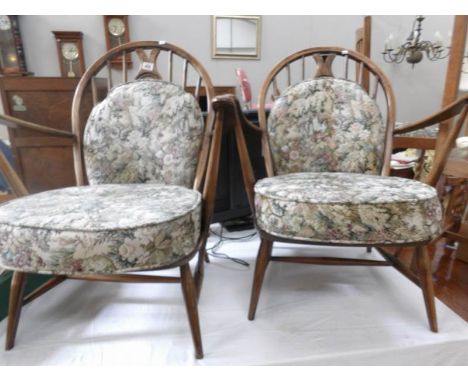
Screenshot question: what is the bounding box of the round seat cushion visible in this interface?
[0,184,201,274]
[254,172,442,245]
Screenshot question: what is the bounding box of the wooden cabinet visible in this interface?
[0,77,98,193]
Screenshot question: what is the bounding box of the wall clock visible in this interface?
[52,31,85,78]
[0,15,29,76]
[103,15,132,67]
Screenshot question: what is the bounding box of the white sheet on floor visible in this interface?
[1,231,467,365]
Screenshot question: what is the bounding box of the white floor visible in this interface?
[1,228,468,365]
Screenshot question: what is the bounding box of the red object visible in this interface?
[235,68,253,109]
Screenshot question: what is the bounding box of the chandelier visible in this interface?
[382,15,450,67]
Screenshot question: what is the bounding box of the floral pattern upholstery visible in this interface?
[0,184,201,274]
[255,172,442,245]
[395,122,439,138]
[267,77,385,175]
[84,78,204,188]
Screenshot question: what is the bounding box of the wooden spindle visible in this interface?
[356,62,364,86]
[286,64,291,86]
[168,51,174,82]
[122,51,127,83]
[195,76,202,100]
[106,60,113,90]
[302,56,305,80]
[372,77,380,99]
[272,77,280,100]
[344,55,349,80]
[183,59,188,88]
[91,78,98,106]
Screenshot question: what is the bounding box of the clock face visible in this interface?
[61,42,79,61]
[108,18,125,37]
[0,15,11,31]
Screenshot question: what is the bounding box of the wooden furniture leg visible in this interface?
[180,264,204,359]
[416,246,438,332]
[194,242,206,302]
[5,271,27,350]
[248,238,273,321]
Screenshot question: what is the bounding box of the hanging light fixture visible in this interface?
[382,15,450,67]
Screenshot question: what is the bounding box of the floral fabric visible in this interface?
[0,184,201,274]
[395,122,439,138]
[267,77,386,175]
[84,78,204,188]
[255,172,442,245]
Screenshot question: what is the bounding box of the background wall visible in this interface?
[0,15,455,140]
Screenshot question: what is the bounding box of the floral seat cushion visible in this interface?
[84,78,204,187]
[255,172,442,245]
[268,77,385,175]
[0,184,201,275]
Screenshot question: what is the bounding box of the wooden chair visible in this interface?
[0,41,227,359]
[218,46,468,332]
[389,96,468,265]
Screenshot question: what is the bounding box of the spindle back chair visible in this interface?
[0,41,225,359]
[220,47,464,333]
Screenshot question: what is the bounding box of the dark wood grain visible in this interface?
[248,238,273,321]
[5,272,26,350]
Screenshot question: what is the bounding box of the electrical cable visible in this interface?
[206,225,256,267]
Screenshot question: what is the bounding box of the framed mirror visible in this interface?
[212,15,261,59]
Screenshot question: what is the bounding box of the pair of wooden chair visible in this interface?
[0,42,466,360]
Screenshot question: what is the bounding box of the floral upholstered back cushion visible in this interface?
[267,77,386,175]
[84,78,204,187]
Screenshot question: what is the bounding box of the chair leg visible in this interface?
[194,244,206,302]
[416,246,438,332]
[366,246,372,253]
[180,264,204,359]
[5,271,27,350]
[248,238,273,321]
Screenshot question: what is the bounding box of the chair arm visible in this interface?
[394,95,468,136]
[0,113,76,139]
[212,94,263,135]
[212,93,257,212]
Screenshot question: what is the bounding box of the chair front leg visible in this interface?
[194,239,207,302]
[248,238,273,321]
[416,246,438,332]
[180,263,204,359]
[6,271,27,350]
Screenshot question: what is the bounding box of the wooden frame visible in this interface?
[0,41,225,359]
[212,15,261,60]
[52,31,86,78]
[220,47,468,333]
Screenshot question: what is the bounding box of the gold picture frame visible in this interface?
[212,15,261,60]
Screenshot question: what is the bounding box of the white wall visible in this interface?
[372,15,453,122]
[0,15,456,140]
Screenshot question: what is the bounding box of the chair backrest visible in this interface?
[235,68,253,108]
[71,41,215,190]
[257,47,396,177]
